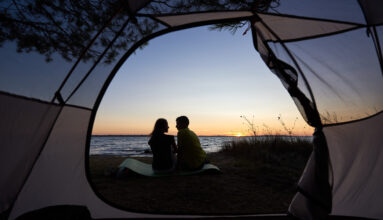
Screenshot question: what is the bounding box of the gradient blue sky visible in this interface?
[92,25,313,136]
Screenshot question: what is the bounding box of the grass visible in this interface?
[219,136,312,191]
[221,136,312,169]
[89,135,312,215]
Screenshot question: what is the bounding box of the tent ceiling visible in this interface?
[153,11,253,27]
[256,13,360,42]
[154,11,362,43]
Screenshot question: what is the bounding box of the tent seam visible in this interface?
[265,26,363,43]
[0,91,92,111]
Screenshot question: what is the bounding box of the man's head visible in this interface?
[176,116,189,130]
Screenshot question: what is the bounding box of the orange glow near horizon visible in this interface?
[92,115,314,136]
[91,127,314,136]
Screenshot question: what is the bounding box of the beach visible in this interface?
[89,140,311,215]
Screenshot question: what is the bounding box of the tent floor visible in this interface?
[12,205,376,220]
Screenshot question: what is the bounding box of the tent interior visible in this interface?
[1,0,382,219]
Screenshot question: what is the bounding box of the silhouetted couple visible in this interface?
[148,116,207,173]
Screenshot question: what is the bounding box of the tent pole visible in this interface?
[64,17,132,103]
[51,7,123,103]
[357,0,383,76]
[371,26,383,76]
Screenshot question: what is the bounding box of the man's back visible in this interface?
[177,128,206,170]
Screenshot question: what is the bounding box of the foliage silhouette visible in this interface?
[0,0,279,63]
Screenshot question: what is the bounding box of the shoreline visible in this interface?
[91,134,313,138]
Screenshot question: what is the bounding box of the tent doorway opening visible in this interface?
[89,25,313,215]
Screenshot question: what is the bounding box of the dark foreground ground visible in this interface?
[89,139,311,215]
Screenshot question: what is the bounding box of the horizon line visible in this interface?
[91,134,313,137]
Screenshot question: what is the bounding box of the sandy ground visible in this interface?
[89,152,305,215]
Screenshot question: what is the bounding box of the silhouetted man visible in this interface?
[176,116,207,170]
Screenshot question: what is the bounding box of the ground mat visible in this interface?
[117,158,221,177]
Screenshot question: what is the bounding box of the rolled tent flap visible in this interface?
[288,129,332,219]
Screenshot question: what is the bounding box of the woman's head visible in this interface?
[151,118,169,136]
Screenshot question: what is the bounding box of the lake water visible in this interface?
[90,135,243,157]
[90,135,313,157]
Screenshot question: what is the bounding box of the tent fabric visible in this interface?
[8,106,159,219]
[15,205,92,220]
[359,0,383,25]
[262,28,383,125]
[325,112,383,219]
[154,11,253,27]
[259,0,365,24]
[0,92,61,213]
[255,13,360,42]
[0,0,382,219]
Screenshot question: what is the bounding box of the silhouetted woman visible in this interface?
[148,118,177,173]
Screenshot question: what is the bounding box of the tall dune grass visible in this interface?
[220,135,312,167]
[218,115,313,182]
[218,135,313,186]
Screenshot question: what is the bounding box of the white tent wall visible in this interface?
[0,93,60,213]
[325,112,383,219]
[8,106,159,219]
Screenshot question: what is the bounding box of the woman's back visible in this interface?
[148,134,174,170]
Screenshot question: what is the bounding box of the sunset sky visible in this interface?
[92,25,314,136]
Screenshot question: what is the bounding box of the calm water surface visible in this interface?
[90,135,242,156]
[90,135,312,157]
